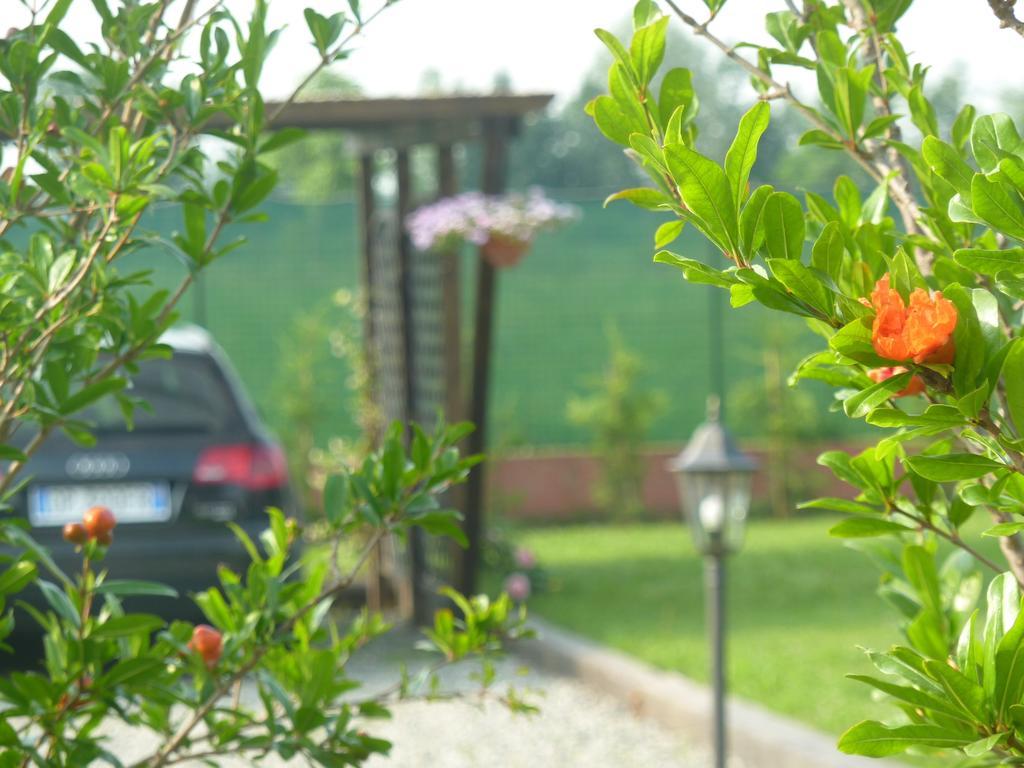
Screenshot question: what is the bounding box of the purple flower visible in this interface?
[514,546,537,570]
[405,190,578,253]
[504,572,531,602]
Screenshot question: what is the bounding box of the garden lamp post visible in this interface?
[669,396,757,768]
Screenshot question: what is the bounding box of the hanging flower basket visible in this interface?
[481,235,531,268]
[405,188,577,269]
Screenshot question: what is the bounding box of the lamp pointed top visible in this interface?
[668,399,757,475]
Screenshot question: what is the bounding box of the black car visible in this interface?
[8,325,296,619]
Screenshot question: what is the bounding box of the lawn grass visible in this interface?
[501,516,988,739]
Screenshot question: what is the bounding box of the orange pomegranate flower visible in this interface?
[870,275,957,365]
[868,366,926,397]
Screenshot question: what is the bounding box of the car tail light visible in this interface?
[193,443,288,491]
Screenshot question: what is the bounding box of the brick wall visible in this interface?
[486,443,863,521]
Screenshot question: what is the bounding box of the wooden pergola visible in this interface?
[263,94,553,621]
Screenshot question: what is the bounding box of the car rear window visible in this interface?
[84,354,243,434]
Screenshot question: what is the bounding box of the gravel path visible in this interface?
[361,670,706,768]
[96,627,713,767]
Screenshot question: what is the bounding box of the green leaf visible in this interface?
[798,497,879,515]
[829,517,908,538]
[984,574,1021,700]
[594,29,638,86]
[591,96,634,147]
[658,68,697,129]
[738,184,772,258]
[724,102,770,213]
[983,522,1024,538]
[938,284,983,399]
[653,251,734,288]
[604,187,674,211]
[630,16,669,86]
[972,173,1024,241]
[654,220,685,249]
[953,105,977,151]
[903,545,942,615]
[798,129,844,149]
[633,0,660,28]
[259,127,307,154]
[0,562,36,596]
[94,580,178,599]
[101,657,165,688]
[323,473,350,526]
[834,176,862,228]
[995,598,1024,718]
[408,510,468,547]
[965,733,1007,757]
[664,144,739,255]
[767,258,833,317]
[908,84,938,138]
[922,136,973,198]
[954,247,1024,276]
[37,581,79,627]
[866,405,964,429]
[59,378,127,416]
[0,444,27,462]
[972,113,1021,173]
[837,721,971,757]
[846,674,973,723]
[761,191,805,260]
[810,221,844,282]
[829,317,891,367]
[923,659,989,722]
[1005,340,1024,433]
[905,454,1006,482]
[91,614,165,639]
[843,371,912,419]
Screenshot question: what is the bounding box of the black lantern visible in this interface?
[668,395,757,768]
[669,396,757,556]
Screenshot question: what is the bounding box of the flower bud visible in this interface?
[83,506,116,540]
[63,522,88,545]
[188,624,223,669]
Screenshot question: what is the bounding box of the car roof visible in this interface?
[159,324,217,355]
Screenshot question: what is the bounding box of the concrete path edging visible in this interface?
[517,617,911,768]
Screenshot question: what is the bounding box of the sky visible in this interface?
[272,0,1017,110]
[7,0,1020,109]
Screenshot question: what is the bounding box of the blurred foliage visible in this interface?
[265,70,362,202]
[271,288,377,516]
[567,327,667,518]
[731,328,830,517]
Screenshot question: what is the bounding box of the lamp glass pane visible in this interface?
[724,470,753,552]
[679,471,730,554]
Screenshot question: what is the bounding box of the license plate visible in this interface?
[28,483,173,527]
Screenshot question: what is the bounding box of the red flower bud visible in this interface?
[188,624,223,669]
[63,522,88,545]
[83,506,116,540]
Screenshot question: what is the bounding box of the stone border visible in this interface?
[517,617,910,768]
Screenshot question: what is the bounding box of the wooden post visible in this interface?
[460,118,510,596]
[436,143,468,585]
[396,148,428,625]
[357,152,385,614]
[438,144,462,423]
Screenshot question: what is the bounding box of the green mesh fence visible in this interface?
[127,193,849,450]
